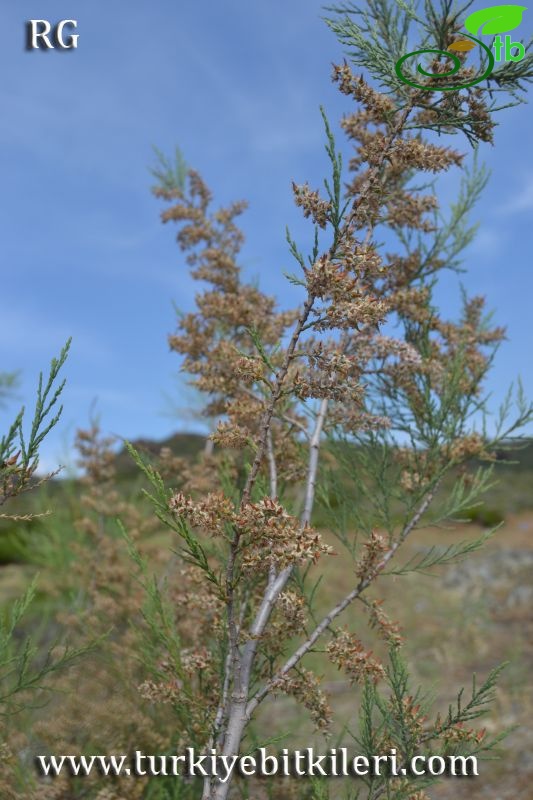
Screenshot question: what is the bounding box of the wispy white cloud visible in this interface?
[469,227,504,256]
[67,386,150,415]
[498,173,533,214]
[0,306,109,363]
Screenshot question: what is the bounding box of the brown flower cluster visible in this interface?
[327,629,385,684]
[332,64,396,122]
[169,491,333,574]
[138,678,181,705]
[162,168,296,451]
[169,490,235,537]
[272,668,332,731]
[277,589,307,633]
[395,448,437,494]
[237,498,333,572]
[355,530,389,580]
[292,181,332,228]
[391,695,427,740]
[304,255,389,332]
[447,433,494,463]
[256,588,309,662]
[440,720,487,746]
[367,599,403,647]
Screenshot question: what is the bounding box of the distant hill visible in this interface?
[110,433,533,479]
[113,431,207,479]
[490,438,533,470]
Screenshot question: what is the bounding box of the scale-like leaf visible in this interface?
[464,4,527,35]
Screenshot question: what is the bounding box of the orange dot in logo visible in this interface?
[448,40,477,52]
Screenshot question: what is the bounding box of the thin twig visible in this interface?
[266,429,277,500]
[302,398,329,525]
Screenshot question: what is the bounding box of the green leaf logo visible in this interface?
[464,4,527,35]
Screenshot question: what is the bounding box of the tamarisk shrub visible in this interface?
[132,3,533,799]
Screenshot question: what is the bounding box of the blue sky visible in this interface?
[1,1,532,472]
